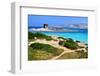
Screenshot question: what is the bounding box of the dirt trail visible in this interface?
[29,39,76,59]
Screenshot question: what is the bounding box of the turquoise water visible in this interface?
[41,32,88,44]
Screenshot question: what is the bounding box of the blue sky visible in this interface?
[28,15,88,28]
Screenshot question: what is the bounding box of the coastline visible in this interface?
[29,25,88,42]
[28,32,88,60]
[29,27,87,33]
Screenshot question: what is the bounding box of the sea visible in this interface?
[29,27,88,44]
[42,32,88,44]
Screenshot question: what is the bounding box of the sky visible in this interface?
[28,15,88,28]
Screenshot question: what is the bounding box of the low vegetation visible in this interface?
[59,38,78,50]
[28,32,53,40]
[58,51,88,59]
[76,40,80,43]
[28,32,88,60]
[28,48,53,60]
[58,37,66,40]
[28,43,63,60]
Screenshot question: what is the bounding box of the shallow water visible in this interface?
[40,31,88,44]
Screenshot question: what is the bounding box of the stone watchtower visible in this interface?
[43,24,48,29]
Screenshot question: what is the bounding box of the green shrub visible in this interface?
[85,47,88,51]
[59,39,78,49]
[67,38,73,42]
[30,43,62,55]
[28,32,53,40]
[85,43,88,45]
[28,32,35,39]
[64,42,78,49]
[28,43,63,60]
[46,36,53,40]
[32,32,47,38]
[76,40,80,43]
[59,41,65,46]
[58,37,66,40]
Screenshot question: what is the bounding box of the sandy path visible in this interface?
[29,39,76,59]
[29,39,74,53]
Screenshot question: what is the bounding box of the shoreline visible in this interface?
[28,32,88,60]
[29,31,88,44]
[29,27,88,33]
[29,30,88,33]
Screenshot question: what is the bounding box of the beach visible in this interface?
[28,15,88,60]
[28,33,88,60]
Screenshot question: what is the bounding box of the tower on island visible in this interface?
[43,24,48,29]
